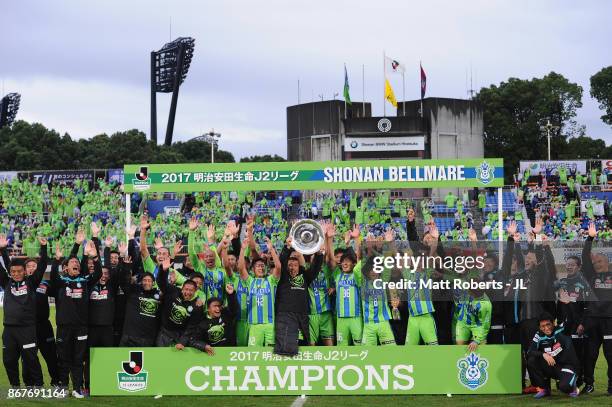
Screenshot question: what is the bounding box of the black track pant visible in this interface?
[520,318,539,387]
[274,311,309,356]
[84,325,114,389]
[568,333,585,388]
[119,334,156,347]
[56,325,88,391]
[527,355,577,394]
[583,316,612,388]
[433,301,453,345]
[22,320,59,386]
[2,325,43,387]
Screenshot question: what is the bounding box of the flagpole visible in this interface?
[362,64,365,118]
[344,64,347,120]
[420,60,423,118]
[383,51,386,117]
[402,72,405,116]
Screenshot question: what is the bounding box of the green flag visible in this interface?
[344,64,351,105]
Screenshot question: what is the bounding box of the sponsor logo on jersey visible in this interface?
[11,284,28,296]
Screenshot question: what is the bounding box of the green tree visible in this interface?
[476,72,583,182]
[0,121,236,170]
[559,136,607,159]
[172,139,235,163]
[590,66,612,127]
[240,154,286,162]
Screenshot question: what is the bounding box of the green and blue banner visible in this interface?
[123,159,504,193]
[91,345,521,396]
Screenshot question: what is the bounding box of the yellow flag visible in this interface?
[385,78,397,107]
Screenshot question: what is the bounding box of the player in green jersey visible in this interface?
[405,210,439,345]
[334,225,363,346]
[139,214,170,279]
[308,221,337,346]
[220,227,250,346]
[238,217,281,347]
[455,284,492,353]
[360,230,396,346]
[187,217,229,303]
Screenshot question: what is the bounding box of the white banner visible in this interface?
[519,160,586,176]
[345,136,425,152]
[0,171,17,182]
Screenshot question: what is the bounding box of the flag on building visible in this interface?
[420,62,427,99]
[344,64,352,105]
[384,56,405,74]
[385,78,397,107]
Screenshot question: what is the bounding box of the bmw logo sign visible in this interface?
[350,141,358,149]
[377,118,392,132]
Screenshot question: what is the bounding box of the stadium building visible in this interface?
[286,97,484,197]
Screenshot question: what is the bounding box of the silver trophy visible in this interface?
[289,219,325,255]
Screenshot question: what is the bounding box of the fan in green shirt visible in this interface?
[558,166,568,185]
[445,192,457,209]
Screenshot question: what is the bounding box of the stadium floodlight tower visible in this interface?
[0,93,21,128]
[150,37,195,146]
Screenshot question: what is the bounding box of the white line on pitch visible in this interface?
[290,394,308,407]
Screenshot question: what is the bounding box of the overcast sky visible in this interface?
[2,0,611,159]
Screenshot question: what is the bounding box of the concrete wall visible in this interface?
[427,98,484,198]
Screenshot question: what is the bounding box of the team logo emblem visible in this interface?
[377,118,392,132]
[136,167,148,181]
[169,304,189,324]
[117,351,148,392]
[208,324,225,344]
[133,166,151,191]
[290,274,305,288]
[139,297,159,316]
[457,353,489,390]
[475,160,494,185]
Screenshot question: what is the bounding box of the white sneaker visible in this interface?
[71,390,84,399]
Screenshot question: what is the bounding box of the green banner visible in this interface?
[123,159,504,193]
[90,345,521,396]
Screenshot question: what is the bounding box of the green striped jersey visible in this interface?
[361,278,391,323]
[404,268,435,316]
[230,274,250,321]
[309,265,335,315]
[246,275,279,325]
[333,261,363,318]
[456,295,492,328]
[203,266,228,302]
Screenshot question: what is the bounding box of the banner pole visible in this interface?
[362,64,365,117]
[383,50,386,117]
[402,72,405,116]
[125,193,131,243]
[497,187,503,243]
